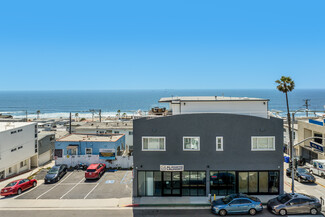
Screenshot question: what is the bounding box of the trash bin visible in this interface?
[284,156,290,163]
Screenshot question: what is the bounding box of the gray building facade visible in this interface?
[133,113,283,197]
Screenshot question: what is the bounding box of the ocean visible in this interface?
[0,89,324,119]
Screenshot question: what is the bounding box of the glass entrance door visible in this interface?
[162,172,181,196]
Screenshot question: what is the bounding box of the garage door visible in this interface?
[39,150,51,166]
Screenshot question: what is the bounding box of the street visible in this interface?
[283,163,325,202]
[0,209,323,217]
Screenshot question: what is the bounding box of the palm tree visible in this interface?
[276,76,295,191]
[36,110,40,120]
[117,110,121,119]
[75,113,79,122]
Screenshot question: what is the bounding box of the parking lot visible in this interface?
[15,170,132,200]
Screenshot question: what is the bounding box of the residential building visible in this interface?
[74,121,133,152]
[55,133,132,168]
[133,96,283,197]
[0,122,38,179]
[296,118,325,163]
[38,132,55,166]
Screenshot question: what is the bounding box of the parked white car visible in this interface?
[310,160,325,178]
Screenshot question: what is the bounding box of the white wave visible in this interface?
[13,111,143,119]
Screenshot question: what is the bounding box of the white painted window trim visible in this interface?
[251,136,275,151]
[183,136,200,151]
[142,136,166,151]
[216,136,223,151]
[85,148,92,155]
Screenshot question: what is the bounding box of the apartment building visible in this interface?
[133,96,283,197]
[0,122,38,179]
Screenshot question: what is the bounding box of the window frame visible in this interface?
[183,136,200,151]
[216,136,224,151]
[251,136,275,151]
[85,148,92,155]
[142,136,166,151]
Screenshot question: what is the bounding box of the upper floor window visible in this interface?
[216,137,223,151]
[251,136,275,151]
[183,137,200,151]
[142,137,166,151]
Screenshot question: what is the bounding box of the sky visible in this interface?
[0,0,324,90]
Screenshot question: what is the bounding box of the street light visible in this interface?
[291,136,325,194]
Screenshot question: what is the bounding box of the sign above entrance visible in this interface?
[160,165,184,171]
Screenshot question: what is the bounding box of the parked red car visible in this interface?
[1,178,37,197]
[85,163,106,180]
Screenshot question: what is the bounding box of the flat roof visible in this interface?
[38,131,56,140]
[0,122,35,132]
[159,96,269,103]
[75,121,133,130]
[57,133,124,142]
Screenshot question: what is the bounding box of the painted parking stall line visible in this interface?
[36,172,74,200]
[60,177,85,199]
[83,183,99,199]
[120,171,131,184]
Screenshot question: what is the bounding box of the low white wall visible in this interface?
[56,155,133,169]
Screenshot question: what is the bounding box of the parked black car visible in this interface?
[44,164,68,184]
[286,167,315,183]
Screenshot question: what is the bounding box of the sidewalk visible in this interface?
[129,195,277,207]
[0,198,131,209]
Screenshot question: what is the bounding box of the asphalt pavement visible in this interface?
[0,209,323,217]
[12,170,132,200]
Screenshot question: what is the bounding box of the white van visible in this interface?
[310,159,325,178]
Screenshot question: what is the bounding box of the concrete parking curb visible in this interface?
[123,203,211,207]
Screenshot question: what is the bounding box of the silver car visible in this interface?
[267,193,321,215]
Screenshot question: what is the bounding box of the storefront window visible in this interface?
[182,172,190,196]
[268,171,279,193]
[238,172,248,193]
[259,172,268,193]
[197,172,206,196]
[190,171,198,196]
[138,171,145,196]
[154,172,162,196]
[248,172,258,193]
[146,172,154,196]
[210,171,236,196]
[210,170,279,196]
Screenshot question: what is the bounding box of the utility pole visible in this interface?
[69,112,72,134]
[25,110,28,122]
[303,99,310,117]
[99,109,102,122]
[291,113,295,193]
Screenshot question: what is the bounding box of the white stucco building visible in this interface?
[0,122,38,179]
[159,96,269,118]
